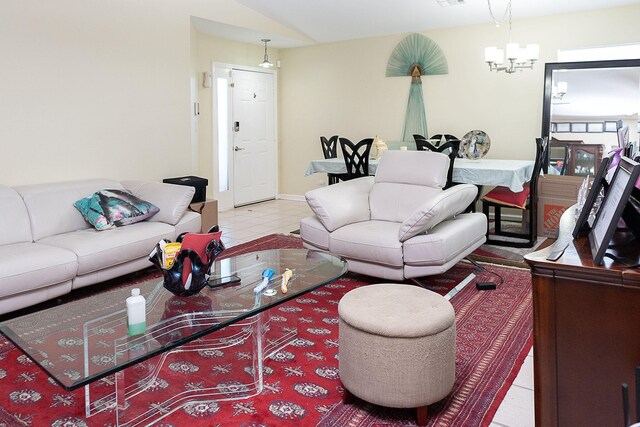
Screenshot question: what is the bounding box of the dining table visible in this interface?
[305,157,536,192]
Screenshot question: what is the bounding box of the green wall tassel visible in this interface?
[387,34,448,142]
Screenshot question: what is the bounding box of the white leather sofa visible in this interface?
[300,151,487,281]
[0,178,200,315]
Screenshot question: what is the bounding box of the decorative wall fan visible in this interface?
[386,34,448,142]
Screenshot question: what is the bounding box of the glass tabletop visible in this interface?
[0,249,347,391]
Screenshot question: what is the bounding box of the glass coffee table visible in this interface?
[0,249,347,426]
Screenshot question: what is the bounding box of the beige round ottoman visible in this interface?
[338,284,456,426]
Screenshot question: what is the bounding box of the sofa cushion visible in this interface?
[15,179,125,241]
[340,258,405,281]
[369,183,441,223]
[38,221,175,275]
[173,211,202,239]
[330,220,403,267]
[375,150,449,188]
[403,213,487,266]
[121,180,194,225]
[0,243,77,298]
[398,184,478,242]
[73,189,159,230]
[300,216,330,250]
[0,185,32,245]
[305,177,374,232]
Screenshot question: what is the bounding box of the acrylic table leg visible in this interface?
[84,311,300,426]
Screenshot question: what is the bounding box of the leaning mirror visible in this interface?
[541,59,640,175]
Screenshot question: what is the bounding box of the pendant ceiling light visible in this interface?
[258,39,273,68]
[484,0,539,74]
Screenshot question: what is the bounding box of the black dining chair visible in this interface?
[429,134,459,147]
[481,137,549,248]
[413,134,460,189]
[338,138,374,180]
[320,135,349,185]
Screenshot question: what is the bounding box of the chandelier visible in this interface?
[484,0,539,74]
[552,81,568,100]
[258,39,273,68]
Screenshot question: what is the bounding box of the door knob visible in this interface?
[234,146,245,151]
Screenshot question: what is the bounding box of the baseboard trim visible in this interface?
[278,194,305,202]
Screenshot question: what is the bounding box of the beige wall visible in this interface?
[278,4,640,196]
[0,0,299,186]
[3,1,639,197]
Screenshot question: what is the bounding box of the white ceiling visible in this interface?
[195,0,640,48]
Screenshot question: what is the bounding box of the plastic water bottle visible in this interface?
[126,288,146,336]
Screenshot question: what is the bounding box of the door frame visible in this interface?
[211,62,278,211]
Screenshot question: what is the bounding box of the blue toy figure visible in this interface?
[253,269,275,293]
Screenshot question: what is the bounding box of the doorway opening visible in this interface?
[213,64,277,210]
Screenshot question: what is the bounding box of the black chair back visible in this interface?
[414,134,438,152]
[428,134,459,147]
[320,135,339,159]
[530,137,549,206]
[320,135,346,185]
[339,138,374,179]
[413,134,460,189]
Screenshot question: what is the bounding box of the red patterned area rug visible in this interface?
[0,234,532,427]
[317,266,532,426]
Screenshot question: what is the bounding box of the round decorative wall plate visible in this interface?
[461,130,491,160]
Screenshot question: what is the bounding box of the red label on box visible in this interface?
[544,205,568,231]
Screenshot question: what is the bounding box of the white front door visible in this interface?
[232,69,276,207]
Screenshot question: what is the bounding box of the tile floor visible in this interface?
[218,198,534,427]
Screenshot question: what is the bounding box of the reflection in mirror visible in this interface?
[542,59,640,175]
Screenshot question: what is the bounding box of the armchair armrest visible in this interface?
[398,184,477,242]
[305,177,374,232]
[122,180,194,225]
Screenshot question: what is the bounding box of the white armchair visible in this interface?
[300,150,487,281]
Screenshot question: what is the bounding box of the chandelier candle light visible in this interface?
[484,0,539,74]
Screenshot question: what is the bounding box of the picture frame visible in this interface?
[588,157,640,265]
[572,155,612,238]
[587,122,604,133]
[604,121,618,132]
[555,123,570,133]
[570,122,587,133]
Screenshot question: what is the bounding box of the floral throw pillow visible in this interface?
[74,189,160,230]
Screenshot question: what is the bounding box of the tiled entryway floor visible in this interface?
[218,198,534,427]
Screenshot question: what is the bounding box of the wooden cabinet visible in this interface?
[569,143,604,176]
[525,209,640,427]
[549,138,604,176]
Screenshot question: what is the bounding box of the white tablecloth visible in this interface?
[305,158,535,192]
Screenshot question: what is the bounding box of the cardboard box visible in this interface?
[537,175,587,238]
[189,199,218,233]
[538,200,576,238]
